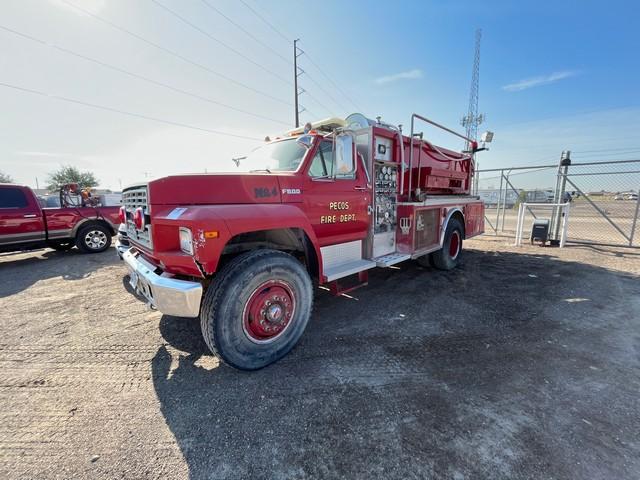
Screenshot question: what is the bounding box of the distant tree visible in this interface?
[513,190,527,209]
[0,171,14,183]
[46,165,98,192]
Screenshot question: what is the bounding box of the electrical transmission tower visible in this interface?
[461,28,484,149]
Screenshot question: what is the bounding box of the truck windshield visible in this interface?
[239,138,307,172]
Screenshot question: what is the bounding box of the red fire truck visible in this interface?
[118,113,487,370]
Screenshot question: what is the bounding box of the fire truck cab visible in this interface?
[119,113,486,370]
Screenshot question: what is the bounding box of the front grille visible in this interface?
[122,186,153,249]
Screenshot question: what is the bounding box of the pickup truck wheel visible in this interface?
[48,241,73,251]
[431,218,463,271]
[76,224,112,253]
[200,249,313,370]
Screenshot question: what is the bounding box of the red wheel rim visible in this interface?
[449,231,460,259]
[242,280,296,343]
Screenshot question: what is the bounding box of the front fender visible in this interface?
[186,204,323,279]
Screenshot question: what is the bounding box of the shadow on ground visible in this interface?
[152,249,640,480]
[0,247,119,297]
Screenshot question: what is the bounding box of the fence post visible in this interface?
[496,171,504,233]
[631,188,640,246]
[501,169,512,231]
[552,151,571,241]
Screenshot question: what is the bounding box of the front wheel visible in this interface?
[200,249,313,370]
[431,218,464,270]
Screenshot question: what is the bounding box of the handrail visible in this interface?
[395,128,405,196]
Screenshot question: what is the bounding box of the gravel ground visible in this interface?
[0,236,639,480]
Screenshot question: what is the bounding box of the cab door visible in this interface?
[0,186,45,247]
[302,137,371,247]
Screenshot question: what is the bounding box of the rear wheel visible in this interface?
[200,249,313,370]
[76,224,112,253]
[431,218,464,270]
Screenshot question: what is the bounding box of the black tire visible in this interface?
[431,218,464,270]
[200,249,313,370]
[75,223,112,253]
[48,240,74,251]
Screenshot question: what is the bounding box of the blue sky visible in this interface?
[1,0,639,189]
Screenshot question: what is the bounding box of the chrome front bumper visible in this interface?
[116,224,130,259]
[122,248,203,318]
[116,238,129,258]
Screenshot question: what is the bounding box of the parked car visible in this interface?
[615,192,638,201]
[0,183,121,253]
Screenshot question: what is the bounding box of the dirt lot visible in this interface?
[1,236,639,480]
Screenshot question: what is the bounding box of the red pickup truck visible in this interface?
[0,183,120,254]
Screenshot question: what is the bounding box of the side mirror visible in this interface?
[335,134,354,176]
[296,134,313,149]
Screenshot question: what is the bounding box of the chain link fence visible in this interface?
[473,159,640,247]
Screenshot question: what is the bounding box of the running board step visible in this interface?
[324,259,376,282]
[374,252,411,267]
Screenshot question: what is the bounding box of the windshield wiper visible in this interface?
[232,156,246,167]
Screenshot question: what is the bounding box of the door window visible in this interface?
[0,188,28,208]
[308,141,356,179]
[308,141,334,178]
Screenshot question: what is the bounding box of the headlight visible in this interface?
[179,227,194,255]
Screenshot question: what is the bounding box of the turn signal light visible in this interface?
[133,207,145,230]
[118,206,126,223]
[204,231,219,239]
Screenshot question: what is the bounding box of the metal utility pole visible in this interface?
[552,150,571,241]
[293,39,305,128]
[461,28,484,150]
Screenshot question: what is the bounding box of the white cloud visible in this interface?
[502,70,579,92]
[375,69,423,85]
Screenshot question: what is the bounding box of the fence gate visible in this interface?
[474,159,640,248]
[560,160,640,247]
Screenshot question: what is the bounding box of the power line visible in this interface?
[238,0,290,43]
[199,0,291,65]
[60,0,291,106]
[573,150,640,159]
[294,45,342,114]
[0,81,262,141]
[150,0,292,85]
[0,24,290,127]
[303,90,335,117]
[236,1,361,114]
[573,146,640,154]
[301,49,363,113]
